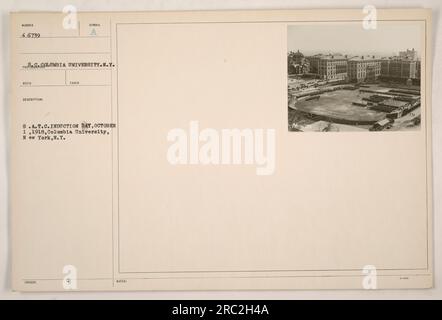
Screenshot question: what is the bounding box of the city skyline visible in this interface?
[287,49,419,60]
[288,22,422,58]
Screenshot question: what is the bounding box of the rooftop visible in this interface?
[308,54,347,60]
[348,55,382,62]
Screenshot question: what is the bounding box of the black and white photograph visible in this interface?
[2,1,441,304]
[288,22,423,132]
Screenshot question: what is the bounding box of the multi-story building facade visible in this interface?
[380,59,390,76]
[347,56,381,82]
[416,60,421,80]
[304,49,419,83]
[380,58,417,80]
[307,54,347,80]
[307,54,321,74]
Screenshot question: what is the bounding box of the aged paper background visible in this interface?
[1,1,441,298]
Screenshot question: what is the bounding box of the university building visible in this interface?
[307,54,348,80]
[380,48,419,82]
[380,58,417,80]
[347,56,382,82]
[416,60,421,80]
[300,48,420,84]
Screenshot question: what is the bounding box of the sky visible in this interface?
[287,21,423,57]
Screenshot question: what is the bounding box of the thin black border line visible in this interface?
[22,278,112,281]
[22,273,432,282]
[18,36,110,39]
[114,19,430,276]
[116,19,427,25]
[110,18,115,288]
[19,52,111,54]
[116,24,121,276]
[125,273,432,280]
[20,68,113,71]
[117,267,429,274]
[19,84,110,87]
[425,19,429,270]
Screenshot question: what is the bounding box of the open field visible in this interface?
[288,81,421,132]
[294,90,386,124]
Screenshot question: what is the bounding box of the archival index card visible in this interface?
[10,9,433,291]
